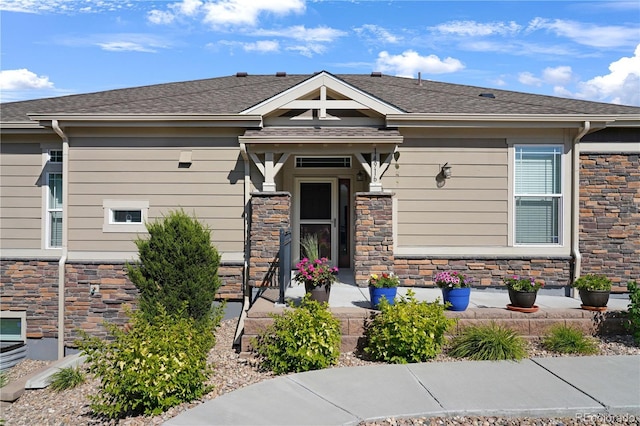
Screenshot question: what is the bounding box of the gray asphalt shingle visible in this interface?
[2,72,639,123]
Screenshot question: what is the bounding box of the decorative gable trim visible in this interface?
[240,71,404,117]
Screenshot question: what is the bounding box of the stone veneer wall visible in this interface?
[248,192,291,288]
[1,259,244,347]
[580,153,640,287]
[394,257,572,288]
[354,192,394,287]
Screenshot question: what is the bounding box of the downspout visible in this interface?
[571,121,590,297]
[234,143,251,346]
[52,119,68,360]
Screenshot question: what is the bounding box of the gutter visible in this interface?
[571,121,590,298]
[234,143,252,347]
[52,120,69,360]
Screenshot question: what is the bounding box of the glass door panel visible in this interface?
[298,180,336,263]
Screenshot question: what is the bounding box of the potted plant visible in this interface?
[295,234,338,303]
[434,270,472,311]
[368,272,399,309]
[572,274,612,310]
[503,275,544,312]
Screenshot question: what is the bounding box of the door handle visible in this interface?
[333,218,336,227]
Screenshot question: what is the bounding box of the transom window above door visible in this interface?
[295,156,351,168]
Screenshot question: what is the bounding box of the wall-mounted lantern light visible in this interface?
[440,162,452,179]
[436,162,452,188]
[356,170,365,181]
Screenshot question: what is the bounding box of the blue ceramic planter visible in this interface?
[441,287,471,311]
[369,286,397,309]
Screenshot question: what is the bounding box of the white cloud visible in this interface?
[573,44,640,105]
[542,66,573,85]
[148,0,305,27]
[518,72,543,87]
[148,9,176,25]
[252,25,346,42]
[0,0,131,14]
[354,24,401,44]
[202,0,305,27]
[97,41,157,53]
[527,18,639,48]
[243,40,280,53]
[376,50,464,77]
[286,43,327,58]
[430,20,521,37]
[0,68,54,90]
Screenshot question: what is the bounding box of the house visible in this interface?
[1,71,639,360]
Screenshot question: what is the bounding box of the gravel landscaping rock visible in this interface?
[2,318,638,426]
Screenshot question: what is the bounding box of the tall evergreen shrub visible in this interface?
[127,210,221,322]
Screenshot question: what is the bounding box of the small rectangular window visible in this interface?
[102,200,149,233]
[295,157,351,168]
[49,150,63,163]
[112,210,142,223]
[0,311,26,341]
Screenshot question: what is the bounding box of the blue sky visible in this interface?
[1,0,639,105]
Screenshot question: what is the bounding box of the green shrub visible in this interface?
[448,323,527,361]
[541,324,598,355]
[364,290,456,364]
[77,305,217,418]
[127,210,221,322]
[0,371,7,388]
[572,274,612,291]
[48,366,86,392]
[253,296,341,374]
[626,280,640,344]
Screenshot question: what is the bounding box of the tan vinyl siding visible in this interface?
[0,142,46,249]
[67,138,245,254]
[387,138,508,247]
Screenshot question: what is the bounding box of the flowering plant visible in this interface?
[295,257,338,289]
[368,272,399,288]
[434,271,472,288]
[503,275,543,292]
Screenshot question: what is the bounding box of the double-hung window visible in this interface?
[46,150,63,248]
[514,145,563,245]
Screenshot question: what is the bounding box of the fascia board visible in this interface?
[386,114,620,128]
[27,114,263,128]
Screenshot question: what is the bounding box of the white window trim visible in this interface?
[46,172,63,249]
[1,310,27,341]
[512,144,564,246]
[103,200,149,233]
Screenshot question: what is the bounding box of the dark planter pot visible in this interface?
[441,287,471,311]
[369,286,397,309]
[579,289,610,308]
[305,282,331,304]
[508,288,537,308]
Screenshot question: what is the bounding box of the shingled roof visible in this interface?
[2,72,640,123]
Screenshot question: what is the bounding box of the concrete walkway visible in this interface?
[165,355,640,425]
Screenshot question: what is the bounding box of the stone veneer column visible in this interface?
[249,192,291,287]
[580,153,640,288]
[354,192,394,287]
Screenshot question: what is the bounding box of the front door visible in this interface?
[295,178,338,264]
